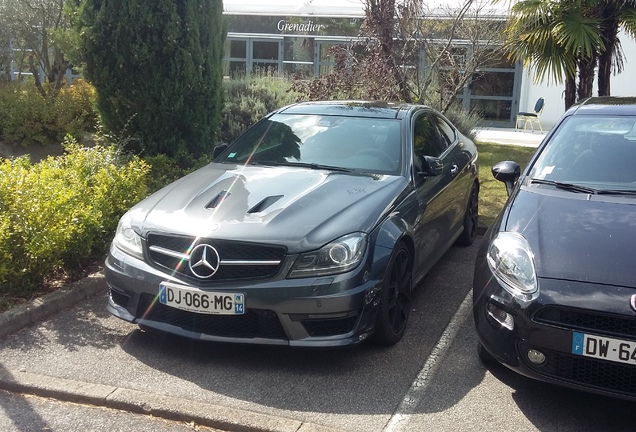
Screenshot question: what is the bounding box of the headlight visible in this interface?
[288,233,368,278]
[487,232,537,300]
[113,212,143,259]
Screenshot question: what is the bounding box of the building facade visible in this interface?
[223,0,636,129]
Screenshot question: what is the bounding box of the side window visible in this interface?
[433,115,457,147]
[413,113,446,158]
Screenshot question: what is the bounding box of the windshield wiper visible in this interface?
[596,189,636,196]
[250,160,353,173]
[530,178,599,194]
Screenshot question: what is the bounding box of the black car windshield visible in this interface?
[528,115,636,192]
[218,114,402,175]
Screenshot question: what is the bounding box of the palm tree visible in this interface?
[595,1,636,96]
[503,0,602,110]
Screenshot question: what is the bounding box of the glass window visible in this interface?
[220,114,402,174]
[433,115,456,145]
[283,63,313,77]
[481,49,516,69]
[284,38,314,62]
[470,99,512,122]
[528,116,636,187]
[228,40,246,58]
[413,113,447,158]
[226,61,247,77]
[253,41,279,60]
[471,72,515,97]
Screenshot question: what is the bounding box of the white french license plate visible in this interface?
[159,282,244,315]
[572,331,636,365]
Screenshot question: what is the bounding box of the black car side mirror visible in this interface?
[213,143,229,160]
[492,160,521,196]
[418,155,443,177]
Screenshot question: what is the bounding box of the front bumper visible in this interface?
[105,244,386,347]
[473,257,636,401]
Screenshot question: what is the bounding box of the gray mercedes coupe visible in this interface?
[105,100,479,347]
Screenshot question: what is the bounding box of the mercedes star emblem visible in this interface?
[189,244,221,279]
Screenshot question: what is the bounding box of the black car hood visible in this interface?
[504,186,636,288]
[131,163,408,252]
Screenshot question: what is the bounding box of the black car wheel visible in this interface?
[456,183,479,246]
[373,243,412,346]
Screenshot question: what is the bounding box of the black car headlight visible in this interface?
[112,212,143,259]
[288,233,368,278]
[486,232,537,300]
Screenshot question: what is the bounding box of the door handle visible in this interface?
[450,164,459,176]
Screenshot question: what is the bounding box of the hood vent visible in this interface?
[206,190,231,209]
[248,195,284,213]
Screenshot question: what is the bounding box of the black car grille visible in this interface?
[534,307,636,340]
[145,234,286,282]
[520,343,636,396]
[137,293,287,340]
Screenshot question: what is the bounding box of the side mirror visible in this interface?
[212,143,229,160]
[492,160,521,196]
[418,156,443,177]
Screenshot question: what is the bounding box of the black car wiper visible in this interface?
[251,160,353,173]
[596,189,636,196]
[530,178,599,194]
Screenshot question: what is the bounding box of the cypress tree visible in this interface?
[79,0,225,158]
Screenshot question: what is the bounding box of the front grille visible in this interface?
[137,293,287,340]
[534,307,636,340]
[146,234,286,282]
[302,316,358,337]
[521,343,636,396]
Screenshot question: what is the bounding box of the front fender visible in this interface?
[369,215,413,282]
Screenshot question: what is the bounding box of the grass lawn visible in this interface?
[476,142,538,228]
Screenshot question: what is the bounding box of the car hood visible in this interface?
[130,163,409,252]
[504,186,636,288]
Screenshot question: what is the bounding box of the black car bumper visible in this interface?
[105,244,388,347]
[474,257,636,401]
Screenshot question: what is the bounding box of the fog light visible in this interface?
[527,349,546,365]
[486,303,514,331]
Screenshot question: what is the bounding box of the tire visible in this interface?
[477,341,497,365]
[372,244,413,346]
[456,183,479,246]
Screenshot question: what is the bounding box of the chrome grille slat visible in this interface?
[145,233,286,282]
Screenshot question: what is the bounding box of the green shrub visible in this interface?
[0,137,149,296]
[443,104,483,141]
[79,0,225,159]
[221,74,303,143]
[51,79,98,140]
[0,80,97,146]
[0,82,51,145]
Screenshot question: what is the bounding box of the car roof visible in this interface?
[276,100,422,119]
[568,96,636,116]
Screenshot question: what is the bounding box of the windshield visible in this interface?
[528,115,636,191]
[219,114,402,175]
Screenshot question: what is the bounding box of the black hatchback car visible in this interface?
[106,101,479,347]
[474,97,636,399]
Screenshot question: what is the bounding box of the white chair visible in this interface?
[516,97,545,132]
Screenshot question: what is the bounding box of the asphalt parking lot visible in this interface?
[1,237,635,432]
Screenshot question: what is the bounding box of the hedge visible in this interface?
[0,137,149,299]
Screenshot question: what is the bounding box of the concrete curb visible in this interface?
[0,369,345,432]
[0,271,107,340]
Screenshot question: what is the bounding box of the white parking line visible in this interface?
[383,291,473,432]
